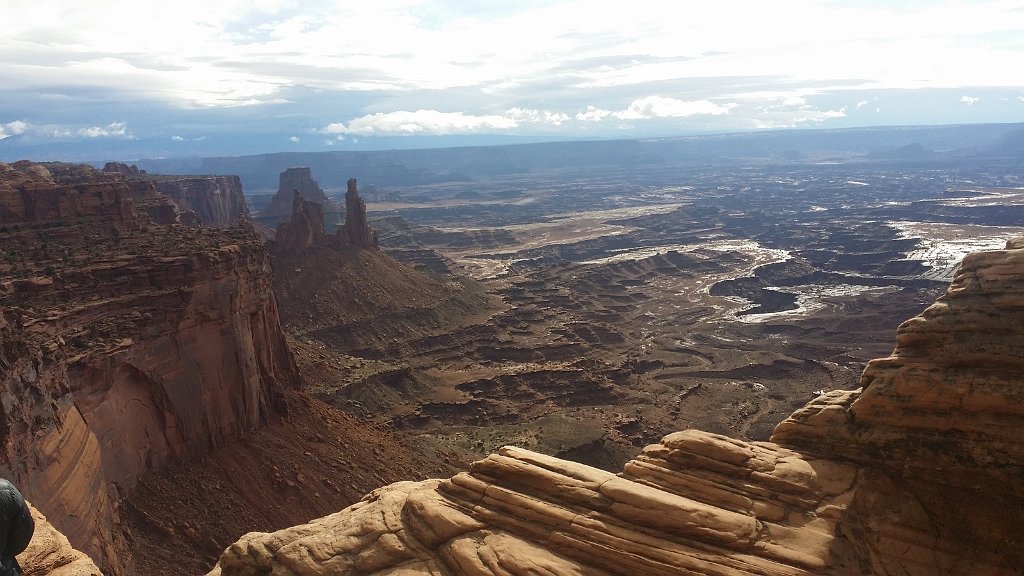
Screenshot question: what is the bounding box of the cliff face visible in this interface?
[0,162,299,575]
[101,162,251,227]
[209,239,1024,576]
[153,175,250,227]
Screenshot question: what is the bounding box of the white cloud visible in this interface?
[323,110,518,135]
[288,135,300,143]
[78,122,131,138]
[1,120,129,140]
[613,96,733,120]
[576,106,613,122]
[505,108,570,126]
[0,120,29,139]
[961,95,981,105]
[3,0,1024,144]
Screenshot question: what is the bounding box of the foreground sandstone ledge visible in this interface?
[22,503,102,576]
[208,240,1024,576]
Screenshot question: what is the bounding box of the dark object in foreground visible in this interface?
[0,479,34,576]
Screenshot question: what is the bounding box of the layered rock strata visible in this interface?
[102,162,251,227]
[209,239,1024,575]
[152,175,249,227]
[257,168,341,228]
[1,162,300,575]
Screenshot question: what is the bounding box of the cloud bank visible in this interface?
[2,1,1023,155]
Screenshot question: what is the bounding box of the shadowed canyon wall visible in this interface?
[1,161,299,575]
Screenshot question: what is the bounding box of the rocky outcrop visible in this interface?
[340,178,378,249]
[257,168,341,228]
[208,239,1024,576]
[1,161,133,227]
[272,192,327,255]
[21,503,103,576]
[1,162,300,575]
[271,179,377,254]
[101,162,251,227]
[152,176,249,227]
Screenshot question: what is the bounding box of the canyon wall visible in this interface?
[102,162,251,227]
[209,239,1024,575]
[152,175,250,227]
[0,162,300,575]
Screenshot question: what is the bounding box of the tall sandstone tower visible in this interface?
[341,178,378,249]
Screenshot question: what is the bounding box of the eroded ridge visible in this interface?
[209,238,1024,576]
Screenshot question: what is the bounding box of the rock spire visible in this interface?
[341,178,378,249]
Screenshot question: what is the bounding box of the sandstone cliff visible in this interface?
[21,503,103,576]
[152,175,249,227]
[1,162,300,575]
[257,167,341,228]
[102,162,251,227]
[208,239,1024,575]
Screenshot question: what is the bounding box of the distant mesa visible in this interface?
[256,167,343,229]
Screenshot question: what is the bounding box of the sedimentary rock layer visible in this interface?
[208,239,1024,575]
[152,175,250,227]
[101,161,252,227]
[1,162,300,575]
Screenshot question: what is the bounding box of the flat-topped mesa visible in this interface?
[340,178,378,249]
[210,238,1024,576]
[272,191,328,255]
[1,161,300,576]
[257,167,342,228]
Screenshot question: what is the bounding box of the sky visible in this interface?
[1,0,1023,160]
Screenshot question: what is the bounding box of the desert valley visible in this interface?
[2,123,1024,575]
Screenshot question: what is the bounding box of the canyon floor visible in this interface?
[300,158,1024,471]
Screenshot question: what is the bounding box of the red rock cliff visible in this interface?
[209,239,1024,576]
[101,162,251,227]
[0,162,299,575]
[152,175,250,227]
